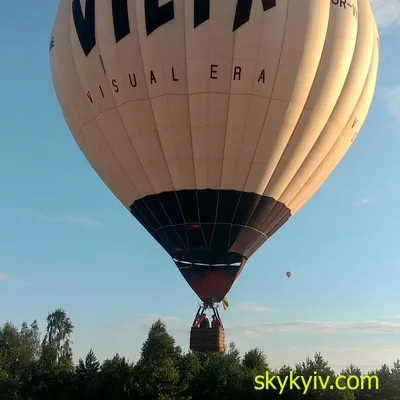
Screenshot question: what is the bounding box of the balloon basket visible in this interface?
[190,326,225,353]
[189,301,225,353]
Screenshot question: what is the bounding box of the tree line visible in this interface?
[0,308,399,399]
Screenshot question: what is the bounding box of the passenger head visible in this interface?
[212,315,216,320]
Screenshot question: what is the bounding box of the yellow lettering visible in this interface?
[336,376,347,390]
[254,375,264,390]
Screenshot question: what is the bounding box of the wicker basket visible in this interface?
[189,327,225,352]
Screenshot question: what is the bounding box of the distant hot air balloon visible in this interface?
[50,0,379,333]
[286,272,292,278]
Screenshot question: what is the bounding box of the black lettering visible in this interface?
[340,0,347,8]
[129,73,137,87]
[49,37,54,52]
[210,65,218,79]
[145,0,175,36]
[112,0,130,42]
[194,0,210,28]
[257,69,265,83]
[86,91,93,103]
[99,55,106,74]
[99,85,105,98]
[331,0,339,4]
[233,0,276,32]
[150,70,157,84]
[233,66,241,80]
[172,67,178,81]
[112,79,119,93]
[72,0,96,56]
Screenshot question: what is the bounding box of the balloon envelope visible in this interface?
[50,0,379,303]
[286,272,292,278]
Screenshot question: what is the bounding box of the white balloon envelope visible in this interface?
[49,0,379,303]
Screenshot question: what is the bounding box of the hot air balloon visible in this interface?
[50,0,379,352]
[286,272,292,278]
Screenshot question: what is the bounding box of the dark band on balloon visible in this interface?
[130,189,291,260]
[130,189,290,302]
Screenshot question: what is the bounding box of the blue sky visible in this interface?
[1,0,400,372]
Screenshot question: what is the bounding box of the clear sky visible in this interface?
[1,0,400,373]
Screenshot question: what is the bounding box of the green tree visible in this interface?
[0,368,19,400]
[340,363,362,399]
[139,320,182,364]
[0,319,41,399]
[76,349,100,380]
[74,349,101,399]
[367,363,399,400]
[189,342,244,400]
[0,322,23,379]
[41,308,74,373]
[95,354,135,399]
[2,312,400,400]
[237,348,270,400]
[242,348,268,374]
[178,350,201,397]
[273,366,297,400]
[294,352,338,400]
[134,320,188,399]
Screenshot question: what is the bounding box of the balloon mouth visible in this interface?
[174,255,247,302]
[171,250,244,267]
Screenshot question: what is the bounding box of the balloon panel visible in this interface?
[50,0,379,302]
